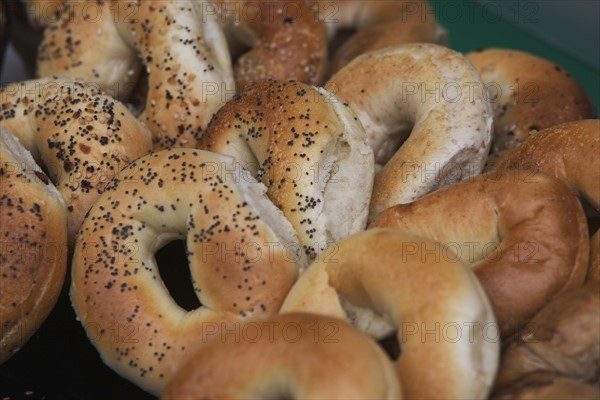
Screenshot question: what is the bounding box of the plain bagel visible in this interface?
[370,170,589,336]
[495,119,600,211]
[327,43,493,219]
[281,229,499,399]
[162,313,401,399]
[199,80,374,261]
[493,283,600,399]
[466,48,595,156]
[0,129,68,363]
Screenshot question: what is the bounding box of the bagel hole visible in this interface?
[378,331,401,361]
[155,240,201,311]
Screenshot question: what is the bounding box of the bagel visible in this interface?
[199,80,374,260]
[370,170,589,336]
[0,128,68,363]
[209,0,328,89]
[281,229,499,399]
[327,43,493,219]
[493,371,600,400]
[36,0,235,150]
[589,230,600,283]
[495,119,600,211]
[313,0,447,74]
[162,313,401,399]
[71,148,303,395]
[0,78,152,240]
[493,283,600,398]
[36,0,142,99]
[466,48,595,156]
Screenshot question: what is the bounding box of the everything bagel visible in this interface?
[0,78,152,240]
[327,43,493,219]
[281,229,499,399]
[209,0,328,89]
[36,0,235,150]
[71,148,302,395]
[370,170,589,336]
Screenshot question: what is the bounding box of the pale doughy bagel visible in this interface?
[370,170,589,336]
[0,129,68,363]
[209,0,328,89]
[162,313,401,400]
[493,284,600,399]
[71,148,303,395]
[313,0,447,74]
[495,119,600,211]
[281,229,499,399]
[466,48,596,156]
[327,43,493,219]
[0,78,152,240]
[36,0,235,150]
[199,80,374,260]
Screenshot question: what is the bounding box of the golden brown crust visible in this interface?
[232,0,328,89]
[162,313,401,399]
[199,80,374,260]
[281,229,499,399]
[0,129,68,363]
[0,78,153,239]
[466,49,595,155]
[370,170,589,336]
[495,120,600,211]
[71,149,302,395]
[494,284,600,396]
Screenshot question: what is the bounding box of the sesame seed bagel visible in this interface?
[316,0,447,74]
[36,0,235,150]
[211,0,328,89]
[162,313,401,399]
[327,43,493,219]
[71,148,303,395]
[199,80,374,261]
[493,283,600,399]
[466,49,596,156]
[0,129,68,363]
[281,229,499,399]
[0,78,152,240]
[495,120,600,211]
[370,170,589,336]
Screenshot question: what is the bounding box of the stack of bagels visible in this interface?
[1,1,598,399]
